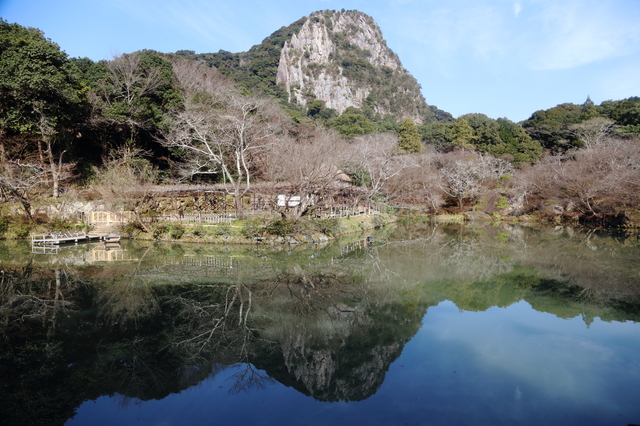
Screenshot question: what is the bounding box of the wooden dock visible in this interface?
[31,230,103,245]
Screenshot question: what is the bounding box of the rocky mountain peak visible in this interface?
[276,10,429,123]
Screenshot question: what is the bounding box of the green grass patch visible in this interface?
[433,214,465,224]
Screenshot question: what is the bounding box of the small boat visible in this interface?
[102,232,121,243]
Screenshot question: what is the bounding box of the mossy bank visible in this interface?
[120,213,395,244]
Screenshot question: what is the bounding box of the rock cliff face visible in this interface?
[276,10,430,123]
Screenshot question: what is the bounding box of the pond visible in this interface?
[1,223,639,426]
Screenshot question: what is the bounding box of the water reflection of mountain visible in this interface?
[1,225,639,425]
[0,263,436,424]
[251,272,435,402]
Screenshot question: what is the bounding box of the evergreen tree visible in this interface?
[460,113,510,157]
[0,19,83,138]
[450,118,475,149]
[326,108,376,138]
[496,118,542,163]
[307,100,326,118]
[580,96,600,121]
[397,118,423,153]
[0,19,85,197]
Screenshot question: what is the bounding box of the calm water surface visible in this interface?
[1,224,639,426]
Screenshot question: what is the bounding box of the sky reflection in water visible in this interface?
[68,299,640,426]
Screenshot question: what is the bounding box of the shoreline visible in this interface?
[4,207,639,243]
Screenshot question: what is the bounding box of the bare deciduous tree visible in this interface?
[0,266,80,332]
[107,53,162,105]
[520,136,640,215]
[93,52,163,130]
[0,137,49,219]
[87,51,168,166]
[261,128,351,219]
[90,146,158,233]
[162,60,284,218]
[570,118,615,149]
[344,133,417,208]
[33,103,75,198]
[386,151,444,211]
[440,153,512,211]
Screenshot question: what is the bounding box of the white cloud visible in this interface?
[425,301,621,403]
[514,1,522,17]
[103,0,260,51]
[523,0,640,70]
[389,0,640,76]
[397,3,509,58]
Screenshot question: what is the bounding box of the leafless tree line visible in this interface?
[520,136,640,215]
[153,61,521,217]
[4,52,639,222]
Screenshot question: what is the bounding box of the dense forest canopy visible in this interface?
[176,16,307,100]
[1,14,639,227]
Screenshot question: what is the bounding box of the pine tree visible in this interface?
[450,118,475,149]
[580,96,599,121]
[397,118,423,153]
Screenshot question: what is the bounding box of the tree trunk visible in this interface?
[234,184,245,219]
[4,186,33,220]
[133,209,152,234]
[45,139,61,198]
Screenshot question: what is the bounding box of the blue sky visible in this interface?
[2,0,639,122]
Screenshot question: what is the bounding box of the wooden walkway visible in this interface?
[31,230,103,245]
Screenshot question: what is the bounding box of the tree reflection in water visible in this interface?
[0,262,82,331]
[0,224,639,425]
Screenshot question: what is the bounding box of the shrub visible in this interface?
[213,222,231,236]
[123,222,143,236]
[0,217,8,238]
[494,196,510,210]
[8,223,32,239]
[74,223,90,232]
[240,218,265,238]
[152,224,169,239]
[265,219,299,237]
[170,225,185,239]
[373,215,387,229]
[313,218,341,236]
[46,217,74,231]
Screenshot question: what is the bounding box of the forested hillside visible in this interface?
[1,12,639,235]
[176,10,452,130]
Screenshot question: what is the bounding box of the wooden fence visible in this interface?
[90,211,134,224]
[88,202,384,227]
[317,202,384,218]
[154,213,236,224]
[178,255,239,269]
